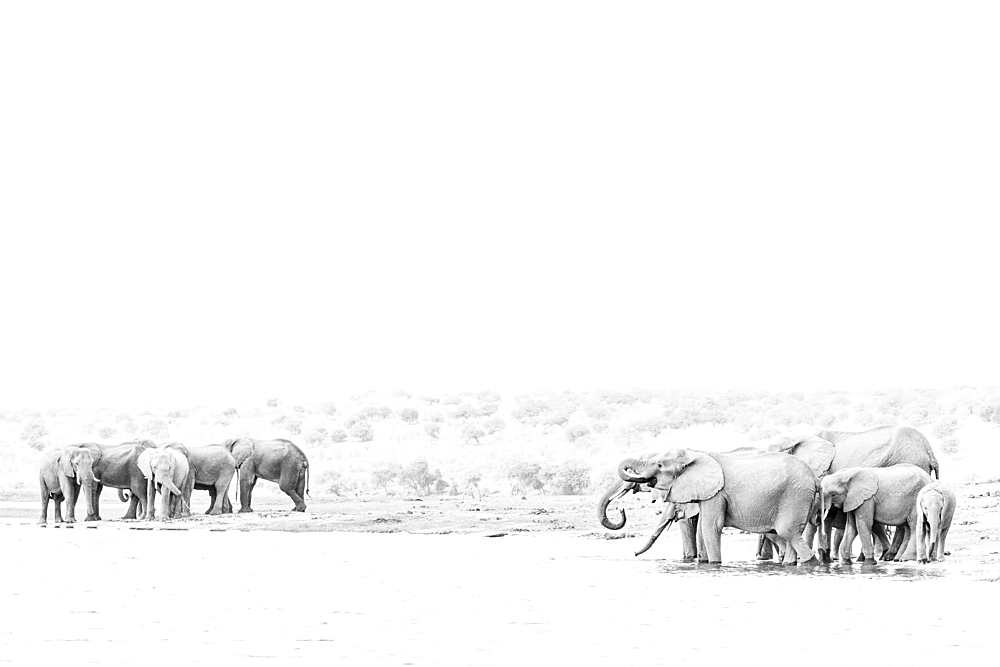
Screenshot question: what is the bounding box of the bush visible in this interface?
[272,415,288,426]
[141,419,169,439]
[222,407,238,418]
[507,461,543,495]
[940,436,960,455]
[318,469,345,495]
[320,402,338,416]
[122,421,138,436]
[329,429,348,443]
[267,398,279,408]
[399,407,419,424]
[476,402,499,417]
[483,417,506,435]
[20,422,48,443]
[285,420,303,435]
[462,423,486,444]
[98,426,117,440]
[424,423,441,439]
[541,459,592,495]
[565,424,591,443]
[350,421,375,442]
[427,412,444,423]
[932,415,959,439]
[400,459,441,495]
[304,430,326,446]
[371,462,402,493]
[392,390,412,399]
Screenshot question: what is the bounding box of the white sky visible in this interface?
[1,3,998,409]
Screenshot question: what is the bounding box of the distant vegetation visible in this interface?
[3,386,1000,498]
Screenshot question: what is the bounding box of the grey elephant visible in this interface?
[915,481,956,563]
[597,477,700,560]
[222,438,310,512]
[38,446,98,524]
[819,464,933,564]
[167,443,236,515]
[137,447,191,521]
[74,440,158,520]
[775,426,939,561]
[612,448,819,564]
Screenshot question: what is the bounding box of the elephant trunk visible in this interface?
[78,466,97,519]
[597,480,633,530]
[927,507,941,558]
[635,510,675,557]
[161,479,190,512]
[819,492,828,544]
[617,458,652,484]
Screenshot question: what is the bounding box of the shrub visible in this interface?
[507,461,543,495]
[142,419,169,439]
[272,415,288,426]
[427,412,444,423]
[320,402,338,416]
[267,398,279,408]
[441,395,461,405]
[329,429,348,443]
[542,459,592,495]
[449,405,476,420]
[592,421,609,433]
[476,402,499,417]
[565,424,591,443]
[399,407,419,424]
[304,430,326,446]
[424,423,441,439]
[462,423,486,444]
[392,390,412,399]
[940,436,960,455]
[350,421,375,442]
[222,407,238,418]
[371,462,402,493]
[166,410,183,419]
[123,421,138,436]
[932,415,959,439]
[98,426,117,440]
[285,420,303,435]
[400,459,440,495]
[318,470,345,495]
[483,417,506,435]
[79,423,95,436]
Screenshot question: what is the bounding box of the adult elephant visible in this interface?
[222,438,309,512]
[597,478,700,560]
[167,443,236,515]
[76,440,157,520]
[613,448,819,564]
[137,447,190,521]
[38,445,98,524]
[775,426,939,561]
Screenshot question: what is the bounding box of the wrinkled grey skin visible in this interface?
[167,443,236,515]
[597,479,700,560]
[820,464,933,564]
[71,440,157,520]
[137,447,190,521]
[614,449,819,564]
[222,438,309,512]
[777,427,940,562]
[38,446,98,524]
[915,482,957,563]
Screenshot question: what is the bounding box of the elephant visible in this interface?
[597,475,700,560]
[167,443,236,515]
[222,438,310,512]
[66,440,157,521]
[38,446,98,524]
[613,449,820,564]
[915,481,956,563]
[137,447,191,521]
[775,426,940,561]
[819,464,933,564]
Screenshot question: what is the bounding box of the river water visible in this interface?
[0,525,994,665]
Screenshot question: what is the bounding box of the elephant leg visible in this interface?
[756,534,774,561]
[93,483,103,521]
[695,516,708,562]
[854,506,877,564]
[206,487,218,515]
[678,518,697,561]
[886,523,906,560]
[238,473,256,512]
[876,523,896,560]
[221,492,233,514]
[145,480,156,521]
[39,482,51,525]
[54,496,64,523]
[839,516,857,564]
[937,524,950,561]
[896,519,918,561]
[122,484,141,520]
[279,467,307,512]
[701,500,725,564]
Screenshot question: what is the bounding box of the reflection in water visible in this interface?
[654,560,948,579]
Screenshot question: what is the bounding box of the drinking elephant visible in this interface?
[597,476,700,560]
[38,446,98,524]
[613,449,819,564]
[73,440,157,520]
[774,426,940,561]
[137,447,190,521]
[167,443,236,515]
[819,464,933,564]
[222,438,309,512]
[915,481,956,563]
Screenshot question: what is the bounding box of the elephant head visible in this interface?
[819,467,878,523]
[58,446,98,517]
[138,448,188,502]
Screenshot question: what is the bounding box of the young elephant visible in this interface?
[915,482,956,563]
[820,464,933,564]
[137,447,191,521]
[38,446,98,524]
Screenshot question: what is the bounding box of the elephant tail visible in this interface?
[304,462,310,499]
[118,489,129,503]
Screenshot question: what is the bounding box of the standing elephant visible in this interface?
[915,481,956,563]
[611,449,819,564]
[819,464,933,564]
[222,438,309,512]
[167,443,236,515]
[38,446,98,524]
[597,477,700,560]
[775,426,940,561]
[137,447,190,521]
[68,440,157,521]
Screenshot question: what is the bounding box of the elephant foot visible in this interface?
[681,556,696,562]
[862,557,878,565]
[37,519,47,526]
[919,558,929,564]
[839,558,852,565]
[84,515,100,522]
[817,549,830,563]
[238,507,253,513]
[64,518,76,524]
[797,557,821,566]
[292,506,306,513]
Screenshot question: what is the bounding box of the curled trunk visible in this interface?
[597,480,632,530]
[617,458,651,484]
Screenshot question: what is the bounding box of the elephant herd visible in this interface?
[598,425,957,565]
[38,437,311,524]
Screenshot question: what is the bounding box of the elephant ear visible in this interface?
[137,449,153,478]
[58,450,75,477]
[667,451,724,503]
[843,469,878,513]
[784,436,835,477]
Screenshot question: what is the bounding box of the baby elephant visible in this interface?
[915,482,956,563]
